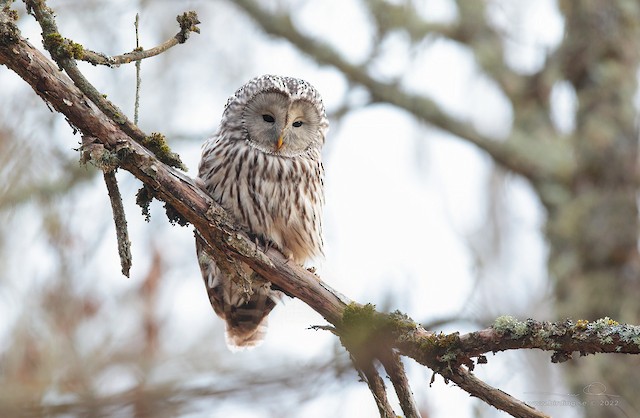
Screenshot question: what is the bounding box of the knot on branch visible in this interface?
[417,331,476,378]
[80,137,123,173]
[175,11,200,43]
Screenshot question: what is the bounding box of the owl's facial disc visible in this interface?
[244,92,321,156]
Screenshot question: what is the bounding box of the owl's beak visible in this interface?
[276,136,284,150]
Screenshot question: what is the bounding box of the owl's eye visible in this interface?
[262,114,275,123]
[292,120,304,128]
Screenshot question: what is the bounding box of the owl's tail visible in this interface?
[221,289,279,350]
[196,238,282,350]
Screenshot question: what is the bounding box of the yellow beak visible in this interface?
[276,136,284,150]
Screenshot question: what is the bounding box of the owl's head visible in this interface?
[223,75,328,157]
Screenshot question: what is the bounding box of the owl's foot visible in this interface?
[252,236,276,255]
[282,249,294,264]
[306,266,322,280]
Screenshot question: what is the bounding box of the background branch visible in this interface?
[78,11,200,67]
[230,0,574,185]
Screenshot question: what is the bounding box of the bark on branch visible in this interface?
[3,5,640,418]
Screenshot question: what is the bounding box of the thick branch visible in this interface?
[460,316,640,361]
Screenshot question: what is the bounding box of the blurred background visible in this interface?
[1,0,639,417]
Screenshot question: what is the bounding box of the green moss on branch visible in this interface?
[142,132,186,171]
[43,32,84,59]
[340,303,417,360]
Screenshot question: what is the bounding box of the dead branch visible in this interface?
[102,169,132,277]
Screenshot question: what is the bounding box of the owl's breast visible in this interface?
[199,139,323,264]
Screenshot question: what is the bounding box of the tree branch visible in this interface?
[442,366,549,418]
[77,11,200,67]
[378,351,421,418]
[102,169,132,277]
[355,360,397,418]
[25,0,187,170]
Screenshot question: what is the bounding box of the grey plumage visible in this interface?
[196,75,328,349]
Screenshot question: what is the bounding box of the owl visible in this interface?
[196,75,328,350]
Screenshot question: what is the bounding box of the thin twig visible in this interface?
[134,13,141,125]
[379,351,421,418]
[103,169,132,277]
[71,12,200,67]
[356,360,397,418]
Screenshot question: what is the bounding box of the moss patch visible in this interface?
[339,303,416,357]
[135,184,189,226]
[142,132,186,171]
[43,32,84,60]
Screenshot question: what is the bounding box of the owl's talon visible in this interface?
[281,250,294,264]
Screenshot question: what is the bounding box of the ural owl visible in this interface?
[196,75,328,350]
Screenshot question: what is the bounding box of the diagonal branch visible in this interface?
[378,351,421,418]
[25,0,187,170]
[355,360,397,418]
[443,366,549,418]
